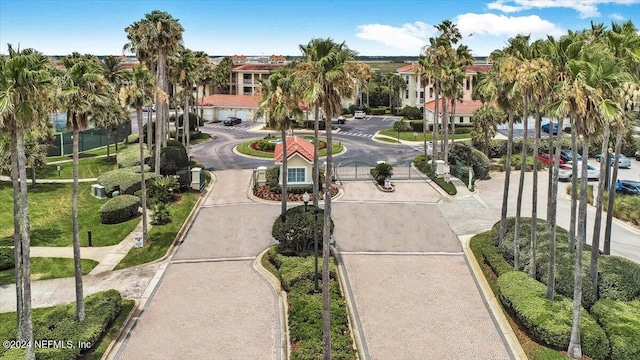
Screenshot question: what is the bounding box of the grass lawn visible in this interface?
[0,182,140,247]
[236,136,345,159]
[189,133,212,145]
[114,191,199,269]
[46,143,127,162]
[378,128,472,142]
[373,136,400,144]
[0,257,98,286]
[86,299,135,360]
[38,156,117,179]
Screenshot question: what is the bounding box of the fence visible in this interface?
[334,160,428,182]
[47,122,132,157]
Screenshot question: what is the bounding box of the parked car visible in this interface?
[558,149,582,163]
[354,111,366,119]
[594,153,631,168]
[537,153,564,165]
[337,116,346,124]
[635,150,640,161]
[616,180,640,196]
[223,117,242,126]
[542,122,558,134]
[557,162,599,181]
[142,105,155,112]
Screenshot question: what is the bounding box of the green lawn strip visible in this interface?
[0,290,122,359]
[469,233,567,360]
[113,191,199,269]
[378,128,471,142]
[413,156,457,195]
[0,257,98,286]
[39,156,118,179]
[188,133,212,145]
[264,248,357,359]
[86,299,135,360]
[236,137,344,159]
[373,136,400,143]
[0,182,139,247]
[46,143,127,162]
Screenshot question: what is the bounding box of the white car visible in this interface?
[558,162,600,181]
[354,111,366,119]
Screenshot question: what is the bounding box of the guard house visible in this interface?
[273,136,314,186]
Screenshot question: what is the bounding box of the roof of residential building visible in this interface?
[397,64,491,75]
[425,99,483,115]
[274,136,314,163]
[396,64,415,73]
[233,64,283,72]
[198,94,260,108]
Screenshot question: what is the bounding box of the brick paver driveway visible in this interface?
[117,170,282,360]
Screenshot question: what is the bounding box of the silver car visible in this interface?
[557,162,600,181]
[595,153,631,169]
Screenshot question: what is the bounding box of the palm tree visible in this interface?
[93,93,127,159]
[471,104,503,155]
[382,73,405,113]
[211,56,233,94]
[125,10,184,175]
[59,54,109,322]
[297,38,358,360]
[171,48,197,148]
[119,66,156,246]
[448,44,474,141]
[0,44,54,360]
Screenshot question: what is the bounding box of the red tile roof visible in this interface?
[274,136,314,163]
[198,94,260,108]
[233,64,283,72]
[425,99,483,115]
[396,64,415,73]
[397,64,491,75]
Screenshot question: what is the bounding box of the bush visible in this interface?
[392,120,410,133]
[117,145,150,168]
[591,300,640,360]
[271,205,333,256]
[370,162,393,185]
[449,142,491,180]
[400,106,422,120]
[471,233,513,277]
[536,249,597,310]
[97,169,156,196]
[119,165,152,174]
[598,255,640,301]
[369,107,387,115]
[257,139,276,151]
[149,143,189,176]
[125,133,139,144]
[453,124,474,134]
[151,203,172,225]
[502,154,546,171]
[173,112,203,131]
[0,247,14,271]
[409,120,424,132]
[498,272,610,359]
[99,195,141,224]
[413,155,457,195]
[148,177,180,204]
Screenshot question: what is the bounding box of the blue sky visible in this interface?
[1,0,639,57]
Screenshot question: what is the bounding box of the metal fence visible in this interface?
[47,122,132,157]
[334,160,428,182]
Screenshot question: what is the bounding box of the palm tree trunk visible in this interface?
[147,105,153,151]
[10,131,24,341]
[590,125,610,293]
[514,96,529,271]
[281,127,288,215]
[432,82,440,166]
[16,129,35,360]
[322,109,332,360]
[423,85,428,160]
[498,109,514,247]
[186,94,191,150]
[137,108,148,243]
[72,126,85,321]
[183,94,188,146]
[530,107,540,278]
[155,50,166,176]
[569,118,579,251]
[450,99,457,144]
[106,133,111,159]
[442,100,449,165]
[30,168,36,187]
[313,105,320,209]
[604,129,622,254]
[114,129,119,153]
[547,117,564,300]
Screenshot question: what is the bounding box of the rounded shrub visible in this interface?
[591,299,640,360]
[370,162,393,185]
[598,255,640,301]
[449,142,491,180]
[97,169,156,196]
[0,247,15,271]
[117,145,150,168]
[99,195,141,224]
[271,205,333,256]
[174,112,204,131]
[400,106,422,120]
[149,142,189,176]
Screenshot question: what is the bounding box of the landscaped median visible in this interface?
[235,135,345,159]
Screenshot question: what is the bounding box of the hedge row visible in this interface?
[478,136,640,159]
[498,271,610,359]
[598,255,640,301]
[591,300,640,360]
[0,290,122,360]
[116,145,150,168]
[448,142,491,180]
[0,247,14,271]
[99,195,141,224]
[413,155,457,195]
[266,249,356,360]
[97,169,156,197]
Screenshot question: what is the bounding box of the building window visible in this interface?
[466,77,470,90]
[405,90,409,99]
[419,91,424,99]
[243,87,252,95]
[429,88,434,97]
[405,75,409,85]
[459,117,464,123]
[287,168,306,183]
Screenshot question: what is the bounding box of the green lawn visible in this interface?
[236,136,345,159]
[0,257,98,286]
[38,156,118,179]
[378,128,472,142]
[373,136,400,143]
[0,182,140,247]
[46,143,127,162]
[114,191,199,269]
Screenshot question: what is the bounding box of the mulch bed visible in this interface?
[253,184,339,201]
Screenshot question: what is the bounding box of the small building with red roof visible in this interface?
[424,99,483,125]
[198,94,262,123]
[273,136,315,185]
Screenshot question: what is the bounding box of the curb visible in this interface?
[459,235,527,360]
[102,299,140,360]
[253,248,290,360]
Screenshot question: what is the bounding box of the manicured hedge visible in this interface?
[97,169,156,196]
[117,145,150,168]
[413,155,457,195]
[0,290,122,360]
[536,249,597,310]
[149,142,189,176]
[271,205,332,257]
[598,255,640,301]
[470,232,513,277]
[0,247,14,271]
[448,142,491,180]
[498,271,610,359]
[119,165,152,174]
[99,195,141,224]
[591,300,640,360]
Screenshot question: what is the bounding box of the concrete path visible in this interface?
[115,169,282,360]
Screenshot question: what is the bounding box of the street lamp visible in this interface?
[303,191,310,211]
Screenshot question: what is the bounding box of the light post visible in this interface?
[302,191,310,212]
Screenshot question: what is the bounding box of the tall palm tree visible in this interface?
[448,44,474,142]
[0,44,54,360]
[125,10,184,175]
[171,48,197,148]
[100,55,125,154]
[381,73,405,113]
[119,66,156,246]
[59,54,109,322]
[297,38,358,360]
[471,104,503,156]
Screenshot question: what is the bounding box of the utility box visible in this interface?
[435,160,445,177]
[256,166,267,184]
[191,167,202,191]
[91,184,106,199]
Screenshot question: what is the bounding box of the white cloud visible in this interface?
[486,0,640,19]
[609,12,626,20]
[355,21,435,52]
[456,13,565,37]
